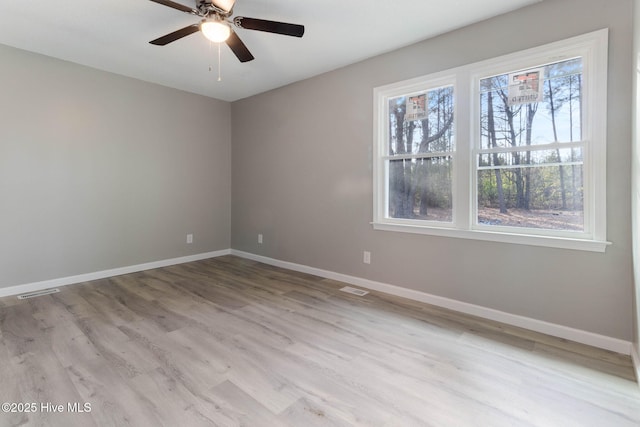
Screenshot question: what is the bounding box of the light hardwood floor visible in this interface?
[0,255,638,426]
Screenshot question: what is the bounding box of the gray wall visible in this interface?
[0,44,231,288]
[231,0,634,340]
[632,0,640,364]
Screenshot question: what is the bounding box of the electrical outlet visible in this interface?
[186,233,193,244]
[258,234,263,244]
[363,251,371,264]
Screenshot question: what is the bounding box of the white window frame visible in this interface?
[372,29,609,252]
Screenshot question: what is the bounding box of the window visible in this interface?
[373,29,609,251]
[386,82,455,223]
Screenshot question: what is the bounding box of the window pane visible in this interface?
[477,163,584,231]
[479,58,583,150]
[388,157,453,222]
[388,86,454,155]
[477,57,585,233]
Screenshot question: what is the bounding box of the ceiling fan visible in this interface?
[148,0,305,63]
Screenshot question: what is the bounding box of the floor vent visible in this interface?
[17,288,60,300]
[340,286,369,296]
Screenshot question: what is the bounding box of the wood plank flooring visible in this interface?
[0,255,638,426]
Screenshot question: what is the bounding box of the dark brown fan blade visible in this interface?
[233,17,304,38]
[150,24,200,45]
[211,0,236,13]
[226,31,254,62]
[149,0,195,13]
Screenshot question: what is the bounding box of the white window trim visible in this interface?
[372,29,610,252]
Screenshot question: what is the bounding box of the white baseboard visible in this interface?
[231,249,633,355]
[632,344,640,386]
[0,249,231,298]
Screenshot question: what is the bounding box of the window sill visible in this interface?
[371,222,610,252]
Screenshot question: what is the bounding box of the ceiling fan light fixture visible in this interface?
[211,0,236,13]
[201,19,231,43]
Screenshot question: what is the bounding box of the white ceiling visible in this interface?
[0,0,540,102]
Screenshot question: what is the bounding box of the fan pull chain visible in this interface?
[208,40,213,73]
[208,41,223,82]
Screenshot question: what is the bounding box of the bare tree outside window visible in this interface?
[477,58,584,231]
[387,86,455,222]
